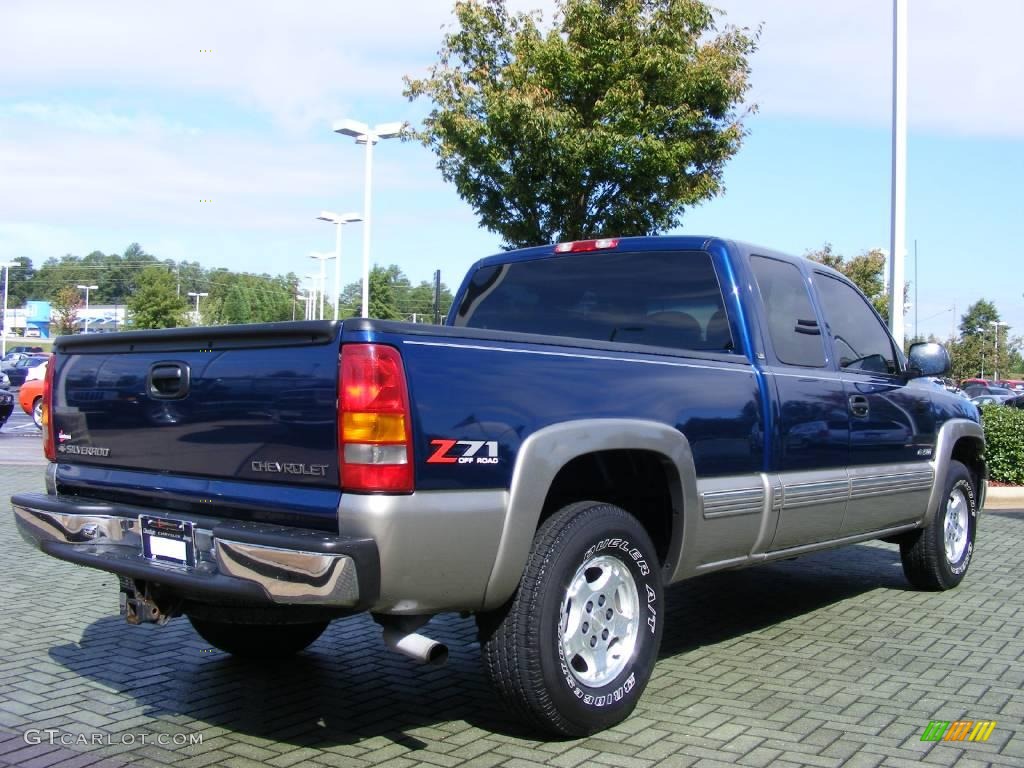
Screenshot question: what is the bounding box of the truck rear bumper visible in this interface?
[12,493,379,609]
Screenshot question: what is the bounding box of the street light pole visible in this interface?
[187,291,208,325]
[887,0,908,346]
[0,261,14,356]
[990,320,1007,381]
[310,253,335,320]
[974,327,985,379]
[317,211,363,320]
[333,119,403,317]
[76,284,98,334]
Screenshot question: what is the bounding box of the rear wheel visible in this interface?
[900,460,978,590]
[188,616,329,658]
[32,397,42,429]
[478,501,663,737]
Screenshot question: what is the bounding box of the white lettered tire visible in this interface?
[900,460,978,590]
[478,501,663,736]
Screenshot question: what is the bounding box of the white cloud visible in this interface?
[718,0,1024,137]
[8,103,199,137]
[3,0,1020,137]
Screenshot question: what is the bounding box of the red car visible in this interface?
[18,376,45,428]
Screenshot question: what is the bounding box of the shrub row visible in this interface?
[979,404,1024,485]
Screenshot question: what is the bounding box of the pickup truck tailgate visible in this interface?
[51,322,340,487]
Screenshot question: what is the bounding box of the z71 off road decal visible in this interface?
[427,439,500,465]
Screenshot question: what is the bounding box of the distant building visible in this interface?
[2,302,127,336]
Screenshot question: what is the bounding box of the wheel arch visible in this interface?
[926,418,986,525]
[481,419,698,610]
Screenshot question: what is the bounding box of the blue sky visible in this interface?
[1,0,1021,342]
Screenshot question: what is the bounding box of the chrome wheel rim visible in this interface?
[32,399,42,427]
[944,487,969,564]
[559,554,639,688]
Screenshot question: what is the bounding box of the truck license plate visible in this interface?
[140,516,196,567]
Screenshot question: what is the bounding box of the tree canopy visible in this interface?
[127,267,188,329]
[805,243,892,321]
[405,0,759,248]
[2,243,456,331]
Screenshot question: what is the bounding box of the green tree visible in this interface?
[51,286,82,335]
[958,299,999,339]
[127,267,187,329]
[220,284,254,325]
[368,267,402,320]
[806,244,891,320]
[405,0,759,247]
[2,257,35,307]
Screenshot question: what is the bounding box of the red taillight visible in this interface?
[338,344,413,493]
[42,354,56,461]
[553,238,619,253]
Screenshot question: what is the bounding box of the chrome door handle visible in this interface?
[849,395,869,418]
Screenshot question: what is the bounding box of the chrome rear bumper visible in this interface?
[12,493,378,608]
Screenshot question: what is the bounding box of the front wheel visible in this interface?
[188,616,329,659]
[478,501,664,737]
[900,460,978,590]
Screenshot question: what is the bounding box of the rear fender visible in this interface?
[481,419,697,610]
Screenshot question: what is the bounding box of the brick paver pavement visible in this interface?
[1,464,1021,767]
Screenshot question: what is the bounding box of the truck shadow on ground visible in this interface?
[48,542,907,747]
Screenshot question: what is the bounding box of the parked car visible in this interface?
[1005,394,1024,409]
[959,378,991,389]
[24,358,48,384]
[0,370,9,389]
[997,379,1024,393]
[5,346,44,355]
[4,355,49,387]
[963,384,1013,399]
[971,394,1013,407]
[18,378,44,428]
[0,389,12,429]
[11,236,986,737]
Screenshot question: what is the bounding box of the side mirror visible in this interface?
[906,342,950,378]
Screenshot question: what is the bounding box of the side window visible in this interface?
[749,256,826,367]
[813,273,898,375]
[455,250,734,353]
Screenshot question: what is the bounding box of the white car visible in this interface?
[24,360,47,383]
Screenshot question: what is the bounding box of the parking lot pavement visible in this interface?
[0,400,45,465]
[1,460,1022,768]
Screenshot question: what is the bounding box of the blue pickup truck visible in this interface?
[12,236,985,736]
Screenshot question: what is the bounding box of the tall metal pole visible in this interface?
[913,239,918,341]
[334,222,342,320]
[887,0,907,346]
[361,137,374,318]
[1,263,11,357]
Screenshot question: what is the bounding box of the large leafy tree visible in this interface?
[806,243,892,321]
[127,267,187,329]
[950,299,1020,379]
[958,299,999,339]
[405,0,759,248]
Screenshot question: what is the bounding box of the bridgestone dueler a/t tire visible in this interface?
[478,501,664,737]
[900,460,978,590]
[188,616,329,659]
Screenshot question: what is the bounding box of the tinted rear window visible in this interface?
[453,250,734,353]
[749,255,826,368]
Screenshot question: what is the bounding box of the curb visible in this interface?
[985,485,1024,510]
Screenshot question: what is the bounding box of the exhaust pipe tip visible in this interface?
[382,627,448,666]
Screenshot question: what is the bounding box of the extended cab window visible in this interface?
[749,255,826,367]
[454,250,734,353]
[814,273,899,375]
